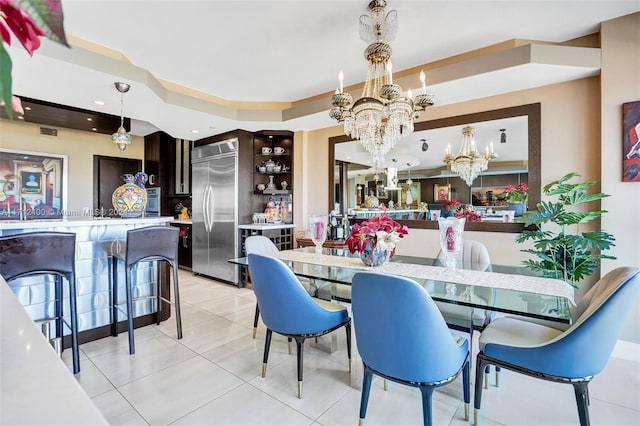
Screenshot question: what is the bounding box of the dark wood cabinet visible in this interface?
[253,130,294,223]
[170,223,192,269]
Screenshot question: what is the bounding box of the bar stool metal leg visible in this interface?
[68,275,80,374]
[172,263,183,339]
[111,256,119,337]
[125,265,136,354]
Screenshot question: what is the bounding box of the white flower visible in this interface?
[375,231,401,251]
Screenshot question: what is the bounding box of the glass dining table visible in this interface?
[229,247,573,324]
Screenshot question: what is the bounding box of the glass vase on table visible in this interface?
[438,217,466,276]
[309,215,328,254]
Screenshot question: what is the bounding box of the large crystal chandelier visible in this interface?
[443,125,498,186]
[330,0,433,170]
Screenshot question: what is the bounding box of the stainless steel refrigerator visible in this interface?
[191,138,238,285]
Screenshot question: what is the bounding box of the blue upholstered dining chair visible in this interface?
[474,267,640,426]
[352,272,471,426]
[244,235,316,341]
[246,253,352,399]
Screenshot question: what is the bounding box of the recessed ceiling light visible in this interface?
[24,106,31,111]
[18,116,24,120]
[191,129,199,134]
[91,128,97,132]
[208,126,216,129]
[94,100,105,106]
[87,117,93,121]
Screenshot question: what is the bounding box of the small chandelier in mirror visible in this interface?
[111,82,132,152]
[443,125,498,186]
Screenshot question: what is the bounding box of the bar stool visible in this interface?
[111,225,182,354]
[0,232,80,374]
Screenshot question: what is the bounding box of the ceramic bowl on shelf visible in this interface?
[256,183,266,191]
[273,165,282,173]
[258,166,266,173]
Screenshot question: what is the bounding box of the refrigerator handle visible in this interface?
[207,183,215,232]
[203,183,211,233]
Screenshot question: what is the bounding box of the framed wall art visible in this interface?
[623,100,640,182]
[434,183,451,202]
[0,148,67,220]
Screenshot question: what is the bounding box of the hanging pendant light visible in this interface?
[111,82,132,152]
[406,162,413,185]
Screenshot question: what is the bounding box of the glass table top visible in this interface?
[230,247,572,323]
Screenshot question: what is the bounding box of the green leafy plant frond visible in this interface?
[516,172,616,287]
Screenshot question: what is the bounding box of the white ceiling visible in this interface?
[7,0,639,142]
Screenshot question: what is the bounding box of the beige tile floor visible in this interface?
[64,270,640,426]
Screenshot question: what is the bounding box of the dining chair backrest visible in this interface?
[493,267,640,378]
[0,232,76,281]
[245,235,279,256]
[124,226,179,267]
[436,239,491,270]
[247,253,340,334]
[352,272,468,383]
[436,240,493,304]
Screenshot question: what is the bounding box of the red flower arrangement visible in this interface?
[442,198,462,212]
[454,209,482,222]
[345,214,409,257]
[504,183,529,204]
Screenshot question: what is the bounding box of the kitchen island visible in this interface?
[0,216,174,345]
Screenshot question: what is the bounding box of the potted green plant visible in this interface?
[516,172,616,288]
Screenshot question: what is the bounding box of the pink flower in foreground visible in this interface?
[0,0,44,55]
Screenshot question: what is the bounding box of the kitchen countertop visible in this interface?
[1,275,108,425]
[170,219,192,225]
[238,223,296,230]
[0,216,174,230]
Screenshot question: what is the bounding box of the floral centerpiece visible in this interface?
[454,206,482,222]
[504,182,528,216]
[346,214,409,266]
[504,183,529,204]
[442,198,462,217]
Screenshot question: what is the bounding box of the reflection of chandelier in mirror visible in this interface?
[111,82,132,152]
[329,0,434,170]
[405,162,413,185]
[443,125,498,186]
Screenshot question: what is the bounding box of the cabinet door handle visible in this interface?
[182,235,189,248]
[149,174,156,185]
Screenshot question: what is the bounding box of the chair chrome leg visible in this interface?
[252,327,257,339]
[383,379,388,391]
[495,369,500,387]
[288,339,292,355]
[298,381,303,399]
[465,403,470,421]
[261,363,267,378]
[484,372,489,389]
[358,419,365,426]
[474,408,480,425]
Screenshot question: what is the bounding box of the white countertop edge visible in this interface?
[0,216,174,230]
[238,224,296,230]
[170,219,193,225]
[1,276,108,425]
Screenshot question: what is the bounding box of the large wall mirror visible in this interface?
[328,103,541,232]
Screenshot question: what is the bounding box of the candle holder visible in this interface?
[438,217,466,275]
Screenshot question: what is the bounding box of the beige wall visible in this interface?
[301,77,601,265]
[0,120,144,214]
[600,13,640,342]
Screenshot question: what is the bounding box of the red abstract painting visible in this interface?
[623,101,640,182]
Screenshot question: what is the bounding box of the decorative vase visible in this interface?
[112,173,147,218]
[359,237,390,267]
[508,202,526,217]
[437,217,466,274]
